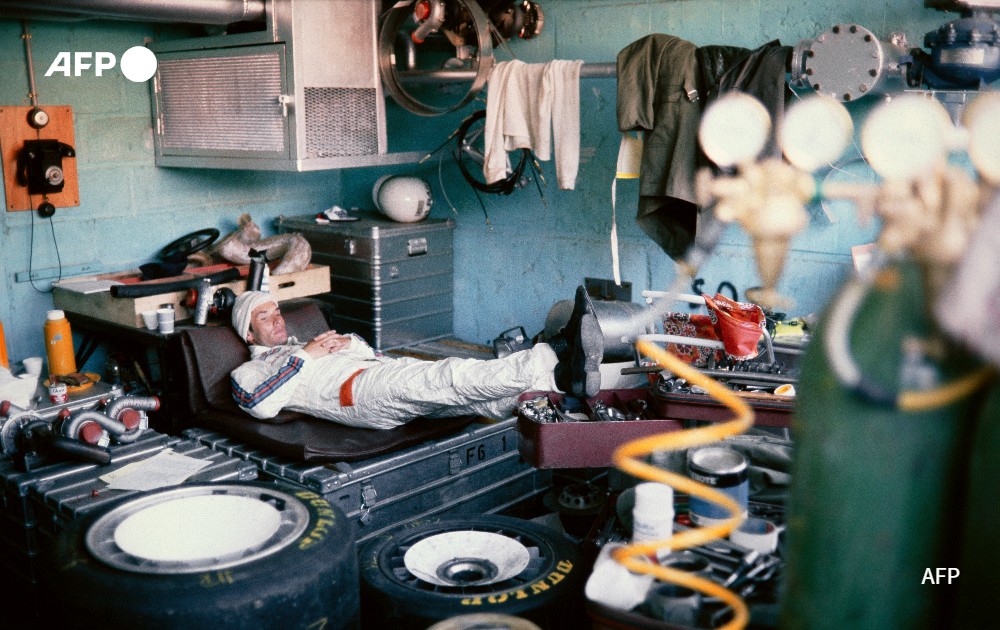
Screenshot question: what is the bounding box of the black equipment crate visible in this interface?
[183,418,552,544]
[277,212,455,351]
[0,429,258,627]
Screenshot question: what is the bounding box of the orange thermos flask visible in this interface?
[44,309,77,378]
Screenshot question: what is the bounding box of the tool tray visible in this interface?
[516,388,683,469]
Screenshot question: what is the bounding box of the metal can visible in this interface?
[193,278,212,326]
[48,382,68,404]
[246,248,267,291]
[687,446,749,526]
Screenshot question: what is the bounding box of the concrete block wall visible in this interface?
[0,0,955,371]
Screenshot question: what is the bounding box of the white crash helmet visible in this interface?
[373,175,433,223]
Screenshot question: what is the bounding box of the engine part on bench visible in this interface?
[12,419,111,470]
[61,395,159,445]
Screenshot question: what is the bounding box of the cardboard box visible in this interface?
[53,264,330,328]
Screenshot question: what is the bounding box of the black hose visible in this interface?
[455,109,530,195]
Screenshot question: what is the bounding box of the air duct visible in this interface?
[0,0,265,24]
[149,0,418,171]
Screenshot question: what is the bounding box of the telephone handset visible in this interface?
[16,139,76,195]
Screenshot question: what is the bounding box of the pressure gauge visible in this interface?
[699,93,772,168]
[860,95,952,181]
[780,95,853,172]
[27,107,49,129]
[963,91,1000,185]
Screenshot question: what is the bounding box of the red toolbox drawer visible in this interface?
[516,388,683,469]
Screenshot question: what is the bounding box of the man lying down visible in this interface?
[230,290,603,429]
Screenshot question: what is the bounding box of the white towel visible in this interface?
[484,59,583,190]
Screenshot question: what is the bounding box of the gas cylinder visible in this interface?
[954,380,1000,628]
[780,262,985,629]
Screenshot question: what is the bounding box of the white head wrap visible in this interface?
[232,291,278,343]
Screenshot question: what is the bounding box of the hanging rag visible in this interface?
[609,132,644,285]
[484,59,584,190]
[616,34,702,260]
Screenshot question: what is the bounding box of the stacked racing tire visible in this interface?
[37,482,359,629]
[360,515,583,629]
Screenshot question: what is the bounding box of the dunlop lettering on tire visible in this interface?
[360,515,583,629]
[37,482,359,629]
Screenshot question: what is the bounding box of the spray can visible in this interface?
[44,309,77,378]
[193,278,212,326]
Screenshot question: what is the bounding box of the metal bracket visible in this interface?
[358,483,377,526]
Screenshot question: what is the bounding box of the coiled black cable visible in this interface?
[455,109,531,195]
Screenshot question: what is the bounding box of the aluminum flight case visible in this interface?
[183,418,552,544]
[277,212,455,351]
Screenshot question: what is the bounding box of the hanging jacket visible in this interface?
[699,40,792,160]
[617,34,701,260]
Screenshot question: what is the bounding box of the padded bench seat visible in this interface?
[170,301,473,462]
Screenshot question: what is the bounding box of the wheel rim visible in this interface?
[86,485,309,575]
[404,531,530,587]
[383,523,554,595]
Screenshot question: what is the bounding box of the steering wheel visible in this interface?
[158,228,220,262]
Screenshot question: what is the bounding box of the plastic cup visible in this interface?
[22,356,43,376]
[142,311,158,331]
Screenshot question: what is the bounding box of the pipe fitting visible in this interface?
[104,395,160,422]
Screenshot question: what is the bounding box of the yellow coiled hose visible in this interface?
[611,339,755,630]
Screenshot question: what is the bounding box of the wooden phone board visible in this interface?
[1,105,80,212]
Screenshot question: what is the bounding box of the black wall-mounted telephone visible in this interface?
[16,139,76,195]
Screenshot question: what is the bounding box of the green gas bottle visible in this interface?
[954,380,1000,628]
[780,262,985,630]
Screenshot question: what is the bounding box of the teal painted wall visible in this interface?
[0,1,951,372]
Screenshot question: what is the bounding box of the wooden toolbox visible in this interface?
[52,264,330,328]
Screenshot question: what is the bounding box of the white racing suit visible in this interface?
[230,335,560,429]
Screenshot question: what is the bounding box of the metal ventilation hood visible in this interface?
[0,0,266,24]
[2,0,423,171]
[148,0,422,171]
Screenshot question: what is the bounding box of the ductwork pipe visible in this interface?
[0,0,266,25]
